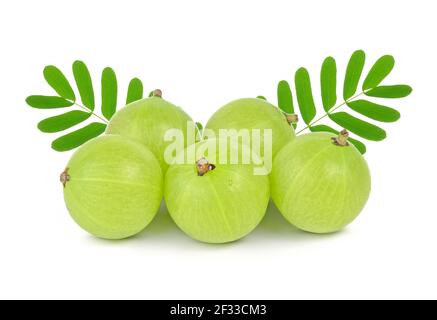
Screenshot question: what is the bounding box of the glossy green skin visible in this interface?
[63,135,163,240]
[205,98,295,157]
[270,133,371,233]
[106,97,194,172]
[165,139,270,243]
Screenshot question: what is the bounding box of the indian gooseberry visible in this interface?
[205,98,295,158]
[164,139,270,243]
[106,90,195,172]
[270,130,371,233]
[61,135,163,240]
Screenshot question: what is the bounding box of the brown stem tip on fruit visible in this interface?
[196,157,216,176]
[331,129,350,147]
[153,89,162,98]
[285,113,298,125]
[60,168,70,188]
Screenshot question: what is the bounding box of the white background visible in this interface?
[0,0,436,300]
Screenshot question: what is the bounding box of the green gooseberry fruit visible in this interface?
[270,130,371,234]
[205,98,295,158]
[61,135,163,240]
[106,90,195,172]
[164,139,270,243]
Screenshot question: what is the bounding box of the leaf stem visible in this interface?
[296,91,365,134]
[71,101,109,124]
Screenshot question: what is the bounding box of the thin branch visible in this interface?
[70,101,109,124]
[296,91,365,134]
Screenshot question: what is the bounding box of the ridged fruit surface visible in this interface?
[107,96,194,172]
[165,139,270,243]
[270,132,371,233]
[63,135,163,239]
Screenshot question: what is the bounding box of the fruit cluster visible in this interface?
[61,91,370,243]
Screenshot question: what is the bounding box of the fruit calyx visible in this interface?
[284,113,298,125]
[331,129,350,147]
[152,89,162,98]
[60,168,70,187]
[196,157,216,176]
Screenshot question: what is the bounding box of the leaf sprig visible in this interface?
[276,50,412,154]
[26,61,144,151]
[28,51,412,155]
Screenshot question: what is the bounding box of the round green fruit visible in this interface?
[270,131,371,233]
[61,135,163,240]
[165,139,270,243]
[205,98,295,157]
[106,91,194,172]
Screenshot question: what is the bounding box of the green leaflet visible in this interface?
[51,122,107,151]
[363,55,395,90]
[196,122,203,134]
[256,95,267,100]
[295,68,316,125]
[101,67,118,120]
[148,91,154,98]
[195,122,203,140]
[43,66,76,101]
[38,111,91,133]
[126,78,144,104]
[329,112,386,141]
[347,100,400,123]
[26,96,73,109]
[277,80,294,114]
[309,124,366,154]
[343,50,366,100]
[320,57,337,111]
[365,85,412,98]
[73,61,95,110]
